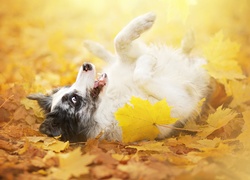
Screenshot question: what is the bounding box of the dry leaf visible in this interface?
[128,141,170,153]
[43,140,69,153]
[197,106,238,137]
[224,80,250,109]
[118,161,162,180]
[48,148,96,180]
[203,31,245,81]
[26,136,69,152]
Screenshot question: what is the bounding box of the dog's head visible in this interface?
[28,63,107,142]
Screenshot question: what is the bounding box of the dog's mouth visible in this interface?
[91,73,107,99]
[78,63,107,99]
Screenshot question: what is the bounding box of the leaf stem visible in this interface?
[157,124,202,132]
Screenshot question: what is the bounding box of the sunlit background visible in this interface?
[1,1,250,178]
[0,0,249,92]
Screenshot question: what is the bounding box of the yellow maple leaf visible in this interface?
[48,148,96,180]
[202,31,245,81]
[190,138,221,150]
[224,80,250,109]
[238,110,250,150]
[43,140,69,153]
[115,97,178,143]
[21,98,44,118]
[197,106,237,137]
[128,141,170,153]
[26,136,69,152]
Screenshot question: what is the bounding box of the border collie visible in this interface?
[28,12,211,142]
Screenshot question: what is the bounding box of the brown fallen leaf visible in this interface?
[43,140,69,153]
[0,139,17,152]
[118,161,174,180]
[30,156,45,168]
[26,136,69,152]
[91,165,114,179]
[48,147,96,180]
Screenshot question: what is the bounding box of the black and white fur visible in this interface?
[28,12,211,142]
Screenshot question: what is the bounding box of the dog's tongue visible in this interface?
[91,73,107,99]
[94,81,99,88]
[94,73,107,88]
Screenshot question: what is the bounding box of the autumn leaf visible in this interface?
[21,98,44,118]
[238,110,250,149]
[197,106,238,138]
[48,148,96,180]
[118,161,166,180]
[128,141,169,153]
[202,31,245,81]
[207,106,237,128]
[115,97,178,143]
[26,136,69,152]
[187,138,221,151]
[18,139,30,155]
[224,80,250,109]
[43,140,69,153]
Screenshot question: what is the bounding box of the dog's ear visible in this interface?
[27,93,52,113]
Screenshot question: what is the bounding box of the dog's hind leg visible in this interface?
[133,54,196,118]
[133,54,197,139]
[133,54,176,102]
[84,40,116,63]
[114,12,156,60]
[181,30,195,54]
[133,54,157,87]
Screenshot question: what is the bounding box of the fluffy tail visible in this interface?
[181,30,195,54]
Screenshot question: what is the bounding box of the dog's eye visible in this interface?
[71,96,77,104]
[52,121,59,127]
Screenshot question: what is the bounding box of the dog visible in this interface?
[28,12,211,142]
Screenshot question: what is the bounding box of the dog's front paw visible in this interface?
[115,12,156,47]
[128,12,156,40]
[133,12,156,33]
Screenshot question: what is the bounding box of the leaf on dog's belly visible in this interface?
[115,97,178,143]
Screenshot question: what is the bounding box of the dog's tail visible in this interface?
[84,40,116,63]
[181,29,195,54]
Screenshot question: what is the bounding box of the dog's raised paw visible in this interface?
[130,12,156,36]
[115,12,156,46]
[115,12,156,52]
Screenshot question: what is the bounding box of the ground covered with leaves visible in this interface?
[1,0,250,179]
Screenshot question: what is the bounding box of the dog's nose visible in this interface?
[82,63,93,71]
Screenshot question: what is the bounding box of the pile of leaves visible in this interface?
[1,0,250,179]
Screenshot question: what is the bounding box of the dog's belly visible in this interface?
[90,55,209,141]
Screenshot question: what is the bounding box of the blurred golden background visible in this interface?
[0,0,249,92]
[1,1,250,179]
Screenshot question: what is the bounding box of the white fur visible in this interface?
[82,12,210,141]
[51,65,96,110]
